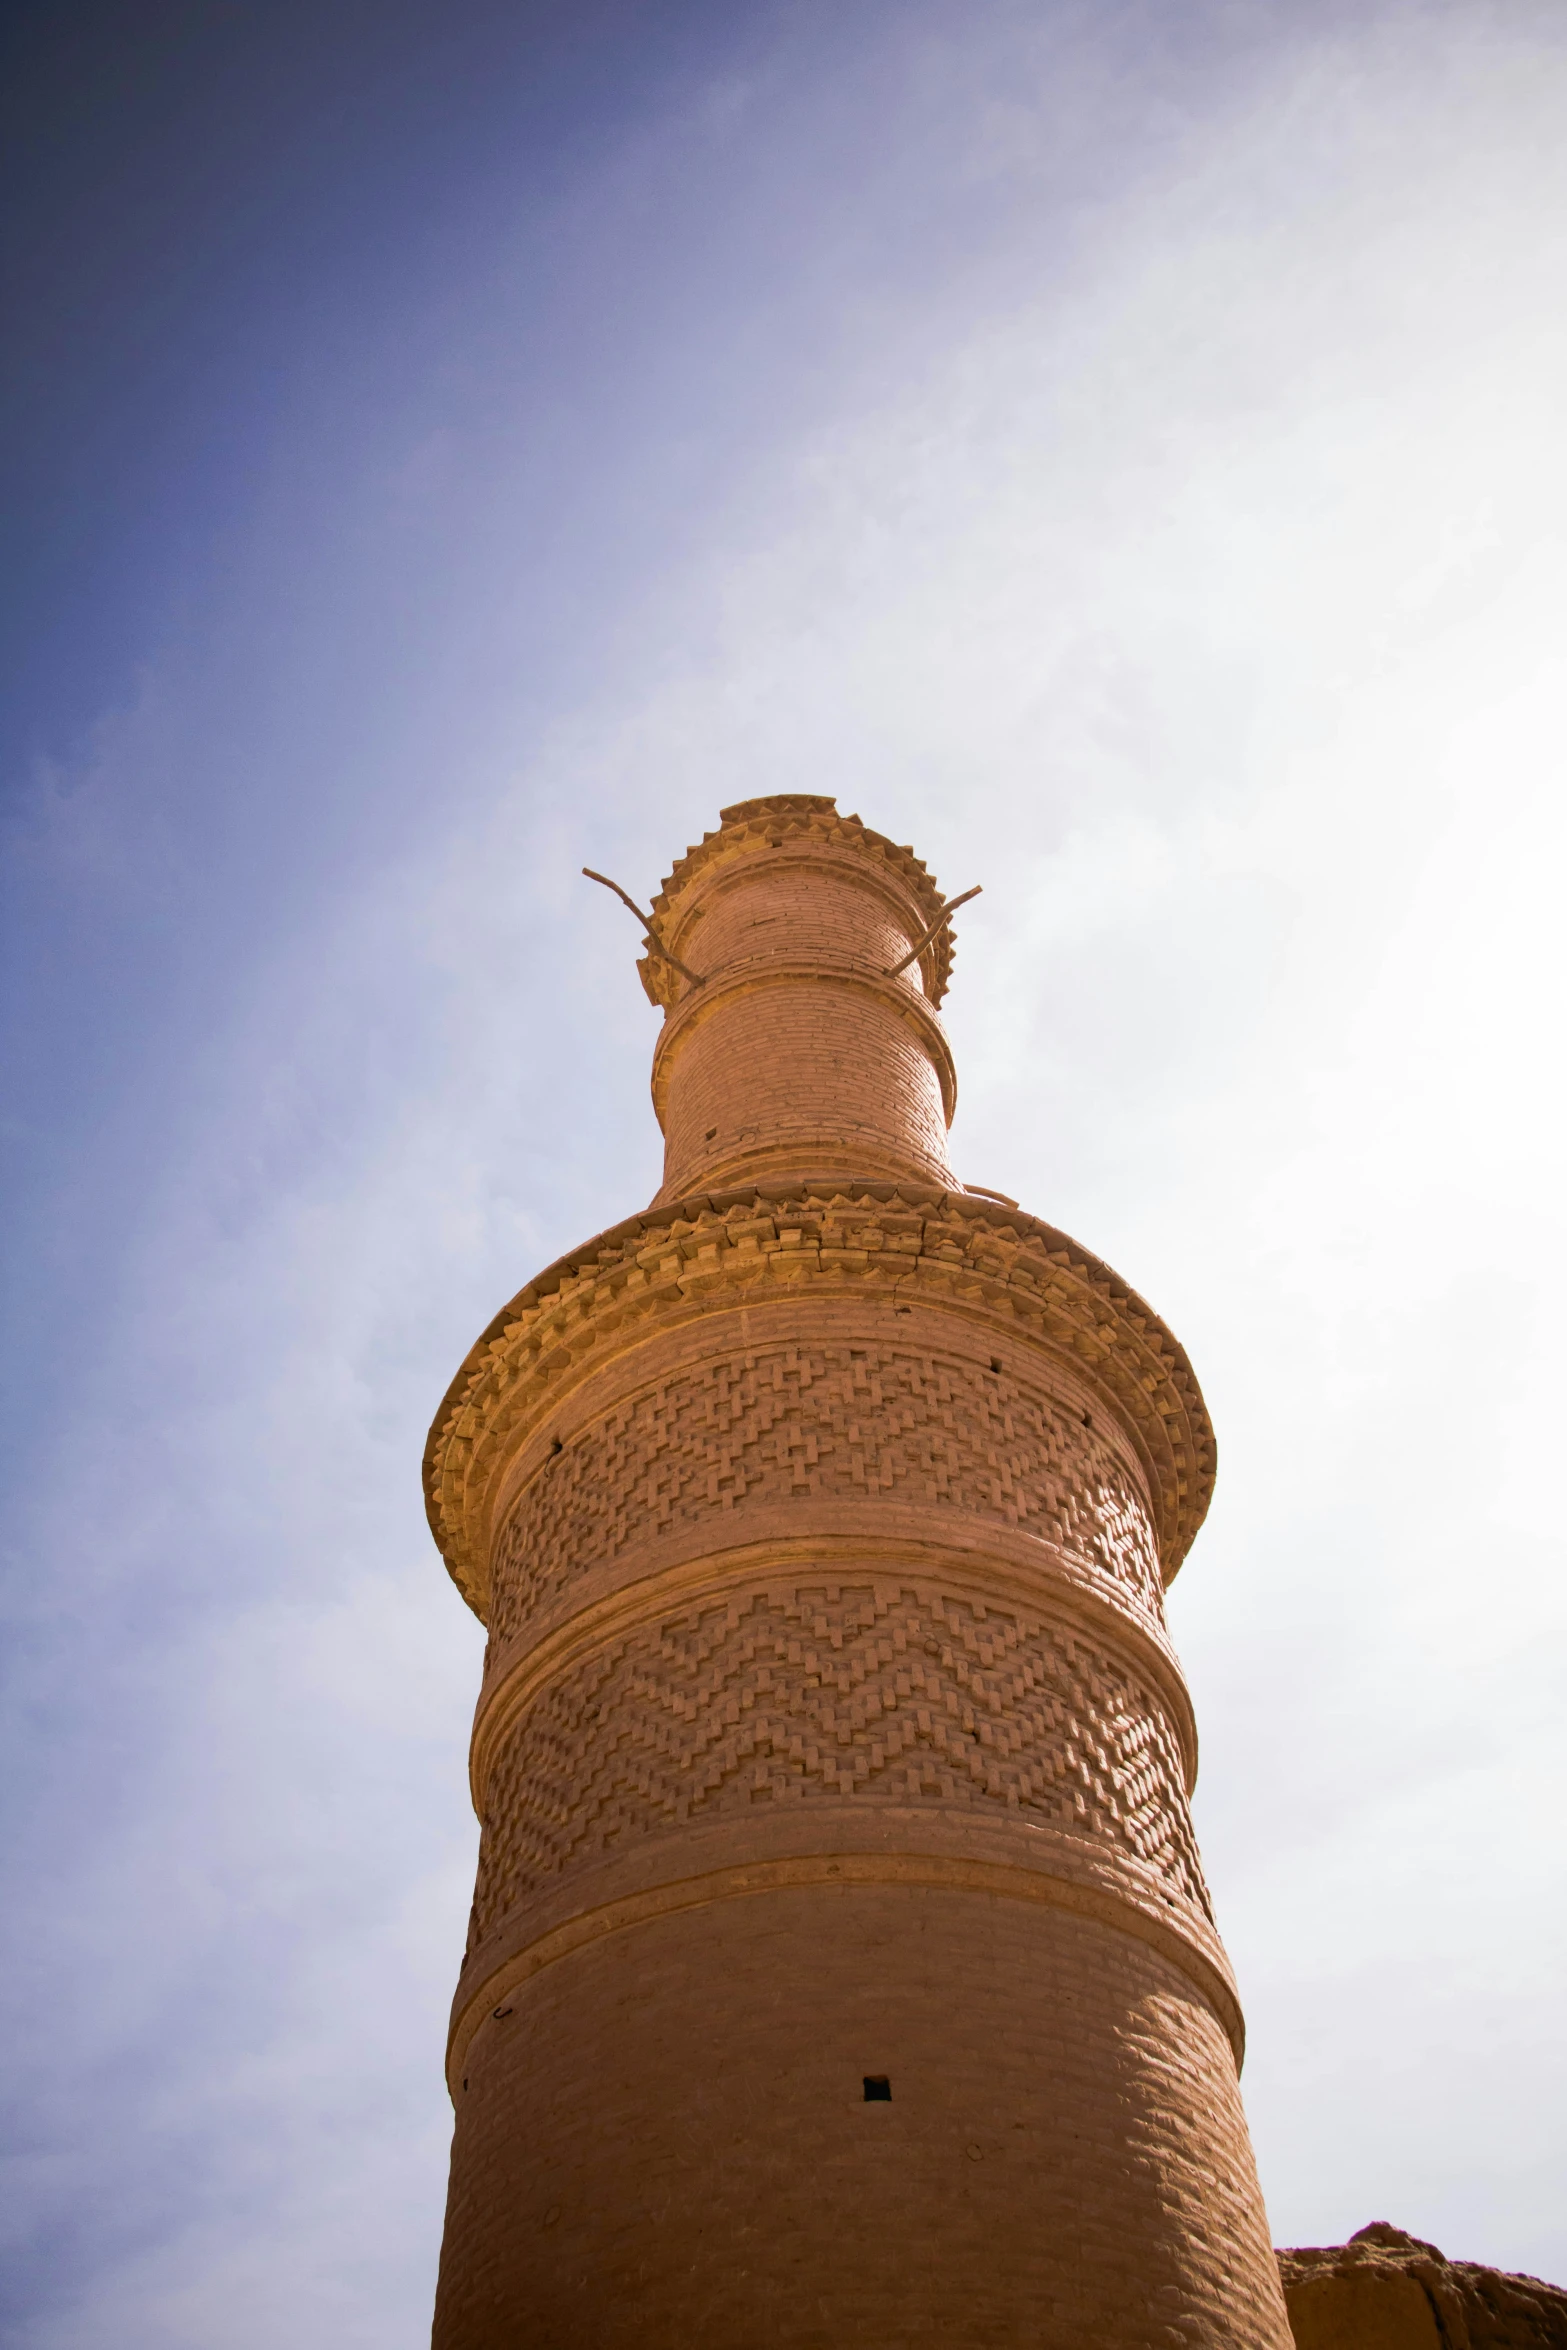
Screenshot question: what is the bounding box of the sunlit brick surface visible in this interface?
[469,1580,1207,1947]
[425,795,1291,2347]
[432,1894,1287,2350]
[484,1335,1167,1649]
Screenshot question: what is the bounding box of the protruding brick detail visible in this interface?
[424,1186,1216,1616]
[641,795,959,1007]
[639,796,963,1198]
[426,799,1291,2348]
[483,1334,1169,1649]
[467,1579,1210,1952]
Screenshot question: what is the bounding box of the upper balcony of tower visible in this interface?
[631,795,976,1205]
[637,794,961,1013]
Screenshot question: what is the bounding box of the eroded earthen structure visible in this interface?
[1279,2223,1567,2349]
[424,795,1293,2347]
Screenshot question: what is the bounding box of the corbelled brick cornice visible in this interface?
[424,1180,1215,1620]
[639,793,958,1009]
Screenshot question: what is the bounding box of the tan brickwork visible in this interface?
[484,1333,1167,1649]
[426,1194,1214,1615]
[654,968,956,1198]
[432,1892,1286,2350]
[425,797,1291,2346]
[467,1578,1208,1952]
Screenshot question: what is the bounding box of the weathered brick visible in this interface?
[424,796,1291,2347]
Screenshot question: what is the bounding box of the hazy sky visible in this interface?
[3,2,1565,2342]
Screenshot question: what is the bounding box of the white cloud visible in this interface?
[8,2,1567,2338]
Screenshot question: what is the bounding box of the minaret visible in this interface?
[425,795,1291,2349]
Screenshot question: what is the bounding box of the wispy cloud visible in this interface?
[4,3,1565,2340]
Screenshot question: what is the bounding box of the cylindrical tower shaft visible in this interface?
[643,794,959,1198]
[424,795,1290,2350]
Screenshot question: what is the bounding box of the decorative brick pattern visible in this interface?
[490,1342,1162,1646]
[641,794,956,1008]
[428,795,1290,2350]
[425,1185,1217,1615]
[673,863,917,983]
[469,1581,1206,1948]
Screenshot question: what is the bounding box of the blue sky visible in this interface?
[3,3,1565,2341]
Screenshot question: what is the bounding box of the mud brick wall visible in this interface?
[424,795,1292,2349]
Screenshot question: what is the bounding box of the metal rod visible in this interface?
[582,868,706,986]
[885,884,983,978]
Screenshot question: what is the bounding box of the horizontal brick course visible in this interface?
[427,798,1289,2347]
[486,1330,1165,1648]
[433,1890,1286,2350]
[468,1576,1207,1952]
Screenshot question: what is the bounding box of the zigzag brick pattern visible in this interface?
[470,1581,1207,1948]
[424,795,1293,2350]
[487,1342,1165,1646]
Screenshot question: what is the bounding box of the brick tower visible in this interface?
[424,795,1291,2349]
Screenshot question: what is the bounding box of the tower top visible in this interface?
[621,795,974,1200]
[639,793,960,1010]
[428,798,1218,1616]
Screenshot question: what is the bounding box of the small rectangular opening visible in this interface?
[863,2075,891,2102]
